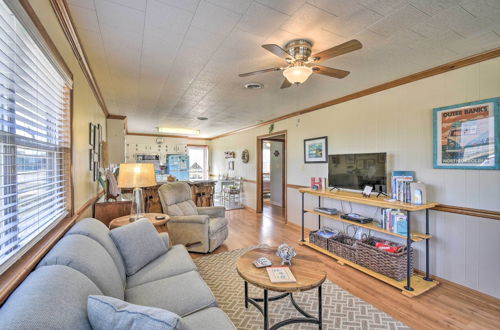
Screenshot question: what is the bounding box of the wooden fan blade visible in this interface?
[312,65,350,79]
[262,44,291,60]
[238,67,282,77]
[312,39,362,63]
[280,78,292,89]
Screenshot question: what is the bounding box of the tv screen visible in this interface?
[328,153,387,192]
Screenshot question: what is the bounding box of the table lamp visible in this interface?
[118,163,157,222]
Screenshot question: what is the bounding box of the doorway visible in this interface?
[257,130,287,222]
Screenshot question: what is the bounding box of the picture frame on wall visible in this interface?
[89,123,95,146]
[89,149,94,171]
[304,136,328,163]
[97,123,102,143]
[93,162,99,181]
[433,97,499,169]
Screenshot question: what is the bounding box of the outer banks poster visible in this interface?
[433,98,499,169]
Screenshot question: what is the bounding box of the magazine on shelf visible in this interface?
[266,266,297,283]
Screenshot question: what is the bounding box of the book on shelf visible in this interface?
[266,266,297,283]
[380,208,408,236]
[391,171,415,203]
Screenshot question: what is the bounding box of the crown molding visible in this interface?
[210,47,500,140]
[107,114,127,120]
[49,0,109,117]
[126,132,209,141]
[46,0,500,140]
[16,0,73,84]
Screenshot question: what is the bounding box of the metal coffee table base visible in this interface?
[244,281,322,330]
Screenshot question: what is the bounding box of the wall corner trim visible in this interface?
[49,0,109,117]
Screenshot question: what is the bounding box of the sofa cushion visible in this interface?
[127,244,197,289]
[68,217,126,285]
[0,265,101,330]
[182,307,236,330]
[38,234,124,299]
[208,217,229,235]
[88,295,188,330]
[126,270,217,317]
[110,219,168,276]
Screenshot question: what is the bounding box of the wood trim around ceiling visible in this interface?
[107,114,127,120]
[49,0,109,117]
[210,47,500,140]
[18,0,72,81]
[126,132,209,141]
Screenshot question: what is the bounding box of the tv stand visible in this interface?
[376,190,388,198]
[298,188,439,297]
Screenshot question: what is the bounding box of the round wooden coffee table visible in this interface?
[109,213,169,233]
[236,247,326,330]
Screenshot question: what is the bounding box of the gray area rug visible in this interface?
[194,245,411,330]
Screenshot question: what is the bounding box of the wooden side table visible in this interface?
[236,247,326,330]
[94,199,132,227]
[109,213,169,233]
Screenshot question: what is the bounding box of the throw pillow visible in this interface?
[87,295,189,330]
[110,219,168,276]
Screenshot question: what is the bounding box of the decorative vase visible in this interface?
[276,243,297,265]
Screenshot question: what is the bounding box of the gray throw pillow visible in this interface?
[110,219,168,276]
[87,295,189,330]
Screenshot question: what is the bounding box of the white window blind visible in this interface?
[0,1,71,272]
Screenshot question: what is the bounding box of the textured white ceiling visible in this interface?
[67,0,500,137]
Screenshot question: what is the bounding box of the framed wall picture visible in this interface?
[304,136,328,163]
[89,149,94,171]
[433,97,499,169]
[89,123,95,146]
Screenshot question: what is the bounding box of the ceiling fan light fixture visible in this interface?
[283,65,312,84]
[158,127,200,135]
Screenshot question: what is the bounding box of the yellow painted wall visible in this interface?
[29,0,106,214]
[210,57,500,298]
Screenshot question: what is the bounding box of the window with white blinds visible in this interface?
[0,1,71,272]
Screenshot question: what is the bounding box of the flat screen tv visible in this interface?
[328,152,387,193]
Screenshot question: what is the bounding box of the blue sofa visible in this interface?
[0,218,235,329]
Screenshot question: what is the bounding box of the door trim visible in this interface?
[256,130,287,223]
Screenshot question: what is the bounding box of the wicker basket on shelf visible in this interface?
[357,237,413,281]
[309,228,338,250]
[327,234,358,263]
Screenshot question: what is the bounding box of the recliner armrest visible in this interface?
[197,206,225,218]
[169,215,209,224]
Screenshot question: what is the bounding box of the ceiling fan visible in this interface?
[238,39,362,88]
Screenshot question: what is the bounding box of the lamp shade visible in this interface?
[117,163,157,188]
[283,65,312,84]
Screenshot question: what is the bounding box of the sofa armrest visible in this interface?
[158,232,170,249]
[169,215,209,224]
[197,206,225,218]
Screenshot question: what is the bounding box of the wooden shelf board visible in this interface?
[299,188,438,211]
[300,240,439,297]
[305,209,431,242]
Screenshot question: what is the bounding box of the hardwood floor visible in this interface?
[262,201,285,221]
[191,208,500,330]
